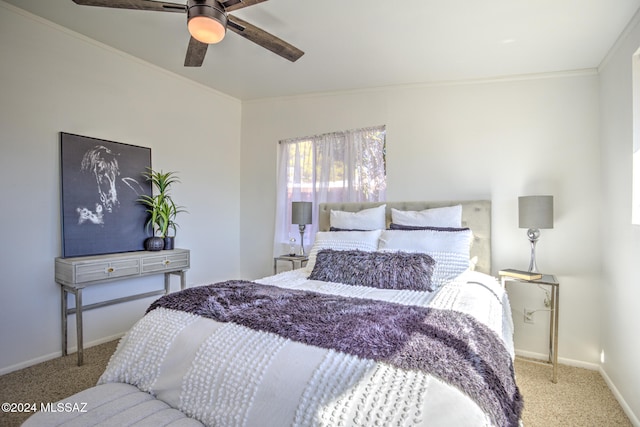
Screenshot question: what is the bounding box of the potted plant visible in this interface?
[138,168,187,251]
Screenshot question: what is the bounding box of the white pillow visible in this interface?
[391,205,462,228]
[330,204,386,230]
[378,228,471,253]
[378,229,472,288]
[306,230,382,271]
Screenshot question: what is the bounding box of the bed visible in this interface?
[24,200,522,427]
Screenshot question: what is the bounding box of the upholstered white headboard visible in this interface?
[318,200,492,274]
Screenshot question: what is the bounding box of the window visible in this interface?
[633,50,640,224]
[274,125,386,255]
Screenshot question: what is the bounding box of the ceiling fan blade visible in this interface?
[227,14,304,62]
[222,0,268,12]
[184,36,209,67]
[71,0,186,13]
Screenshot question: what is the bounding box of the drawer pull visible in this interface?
[106,267,115,273]
[164,260,170,265]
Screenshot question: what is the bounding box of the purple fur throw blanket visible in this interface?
[308,249,436,291]
[148,281,523,426]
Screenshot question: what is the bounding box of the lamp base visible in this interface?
[298,224,307,256]
[527,228,540,273]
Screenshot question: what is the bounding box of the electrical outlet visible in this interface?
[524,308,535,324]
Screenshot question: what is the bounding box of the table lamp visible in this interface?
[291,201,312,256]
[519,195,554,273]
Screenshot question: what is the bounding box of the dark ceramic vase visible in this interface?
[163,236,175,250]
[145,236,165,251]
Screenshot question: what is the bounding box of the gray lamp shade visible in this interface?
[291,201,313,225]
[519,195,554,229]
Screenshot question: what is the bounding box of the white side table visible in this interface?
[500,271,560,383]
[273,255,309,274]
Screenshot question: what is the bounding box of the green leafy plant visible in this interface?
[137,169,187,238]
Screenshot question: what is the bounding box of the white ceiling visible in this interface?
[5,0,640,100]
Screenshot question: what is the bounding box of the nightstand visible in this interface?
[499,271,560,383]
[273,255,309,274]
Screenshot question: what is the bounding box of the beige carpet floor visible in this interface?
[0,341,118,427]
[515,358,632,426]
[0,341,633,427]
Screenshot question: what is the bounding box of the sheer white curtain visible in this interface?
[273,125,386,256]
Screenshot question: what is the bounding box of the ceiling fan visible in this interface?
[71,0,304,66]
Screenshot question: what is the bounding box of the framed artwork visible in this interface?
[60,132,152,257]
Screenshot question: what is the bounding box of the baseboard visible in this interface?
[599,366,640,427]
[514,349,600,370]
[0,333,124,376]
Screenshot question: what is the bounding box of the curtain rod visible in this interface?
[278,125,385,144]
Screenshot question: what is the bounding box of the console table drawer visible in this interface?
[75,259,140,283]
[141,251,190,273]
[55,257,140,285]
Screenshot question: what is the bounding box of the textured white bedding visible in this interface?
[24,269,515,427]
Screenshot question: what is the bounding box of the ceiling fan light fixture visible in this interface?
[187,0,228,44]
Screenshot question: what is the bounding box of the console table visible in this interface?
[55,248,190,365]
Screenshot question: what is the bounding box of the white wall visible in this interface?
[240,73,603,368]
[0,3,242,374]
[599,10,640,425]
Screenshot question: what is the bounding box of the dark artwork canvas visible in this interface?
[60,133,152,257]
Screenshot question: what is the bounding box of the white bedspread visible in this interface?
[96,269,514,427]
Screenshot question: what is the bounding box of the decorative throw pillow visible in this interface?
[389,223,468,232]
[330,204,386,231]
[378,229,472,289]
[391,205,462,228]
[308,249,436,291]
[329,227,369,231]
[306,230,382,271]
